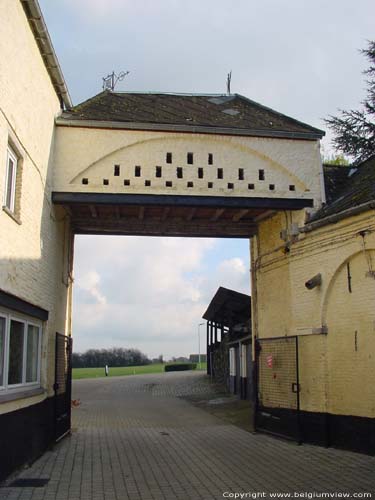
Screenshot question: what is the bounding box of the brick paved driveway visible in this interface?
[1,371,374,499]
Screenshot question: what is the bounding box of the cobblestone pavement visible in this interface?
[1,371,374,500]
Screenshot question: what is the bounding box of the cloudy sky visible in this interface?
[73,236,250,358]
[38,0,374,358]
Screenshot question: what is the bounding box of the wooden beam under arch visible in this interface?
[211,208,225,221]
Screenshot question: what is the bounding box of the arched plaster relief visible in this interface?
[321,247,375,417]
[70,135,308,190]
[70,136,163,183]
[321,248,375,327]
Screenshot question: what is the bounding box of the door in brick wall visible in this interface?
[255,336,301,441]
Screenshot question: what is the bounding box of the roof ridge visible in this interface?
[111,91,229,97]
[236,94,325,136]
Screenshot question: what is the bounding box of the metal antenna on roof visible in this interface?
[226,71,232,95]
[102,70,129,91]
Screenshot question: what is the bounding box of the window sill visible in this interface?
[2,206,21,225]
[0,387,45,404]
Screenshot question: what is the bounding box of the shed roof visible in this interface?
[311,155,375,222]
[58,91,325,140]
[202,287,251,327]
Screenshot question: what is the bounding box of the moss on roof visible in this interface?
[59,91,324,139]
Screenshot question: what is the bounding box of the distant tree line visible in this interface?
[72,347,152,368]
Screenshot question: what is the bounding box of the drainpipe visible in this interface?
[250,236,259,431]
[318,145,327,206]
[66,229,75,338]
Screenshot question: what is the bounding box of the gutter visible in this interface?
[20,0,72,109]
[54,118,323,140]
[302,200,375,233]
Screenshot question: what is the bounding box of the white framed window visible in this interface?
[0,309,42,394]
[4,145,18,213]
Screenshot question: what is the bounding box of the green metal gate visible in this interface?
[255,336,301,442]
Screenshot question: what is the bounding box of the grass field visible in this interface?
[72,362,207,380]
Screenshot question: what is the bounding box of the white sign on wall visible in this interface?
[241,344,247,378]
[229,348,236,377]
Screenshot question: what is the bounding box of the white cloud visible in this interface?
[74,236,215,306]
[198,257,250,306]
[72,236,250,358]
[218,257,247,282]
[76,270,107,305]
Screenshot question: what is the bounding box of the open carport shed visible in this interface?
[203,287,252,399]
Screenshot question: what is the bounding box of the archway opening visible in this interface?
[71,234,251,378]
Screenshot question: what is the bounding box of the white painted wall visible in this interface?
[53,126,323,209]
[0,0,69,413]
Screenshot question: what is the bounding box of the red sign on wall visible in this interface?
[266,355,273,368]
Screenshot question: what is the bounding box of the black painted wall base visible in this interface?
[239,376,254,401]
[229,375,236,394]
[256,407,301,442]
[240,377,247,399]
[256,406,375,455]
[0,397,55,482]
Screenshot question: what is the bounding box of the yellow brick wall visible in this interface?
[324,248,375,416]
[253,208,375,418]
[298,334,327,413]
[0,0,70,414]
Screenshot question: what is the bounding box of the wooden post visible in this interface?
[210,322,214,378]
[206,321,210,375]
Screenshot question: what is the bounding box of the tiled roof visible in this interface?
[311,155,375,222]
[59,91,324,139]
[322,164,353,205]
